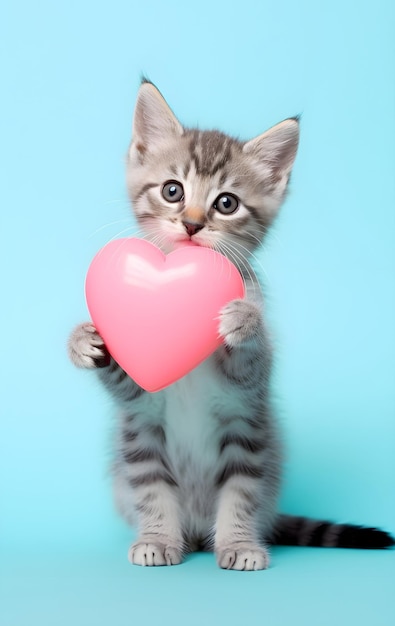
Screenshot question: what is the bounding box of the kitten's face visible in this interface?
[126,82,299,264]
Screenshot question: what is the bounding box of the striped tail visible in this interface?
[272,514,395,549]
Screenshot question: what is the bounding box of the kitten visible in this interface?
[68,80,394,569]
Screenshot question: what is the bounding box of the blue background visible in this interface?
[1,1,394,624]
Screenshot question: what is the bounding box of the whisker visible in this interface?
[245,223,283,249]
[222,244,256,298]
[89,218,132,238]
[215,240,258,299]
[102,198,130,206]
[228,237,270,286]
[138,225,171,251]
[107,225,136,240]
[92,225,143,262]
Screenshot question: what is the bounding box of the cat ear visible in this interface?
[131,81,183,157]
[243,118,299,180]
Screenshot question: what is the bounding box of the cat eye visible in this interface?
[162,181,184,203]
[213,193,239,215]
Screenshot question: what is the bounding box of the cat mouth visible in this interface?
[173,237,200,249]
[170,232,214,251]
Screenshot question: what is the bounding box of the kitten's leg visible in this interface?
[214,476,271,571]
[68,322,143,401]
[128,483,184,566]
[217,298,272,385]
[214,299,278,570]
[119,424,184,566]
[69,323,183,565]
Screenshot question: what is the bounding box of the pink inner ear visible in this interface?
[85,238,245,392]
[243,118,299,172]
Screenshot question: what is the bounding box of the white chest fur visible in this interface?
[162,355,223,471]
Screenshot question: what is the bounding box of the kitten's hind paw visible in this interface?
[216,543,270,571]
[128,539,183,567]
[68,322,110,369]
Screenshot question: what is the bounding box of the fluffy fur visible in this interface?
[68,81,394,569]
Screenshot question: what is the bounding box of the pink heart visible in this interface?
[85,238,245,392]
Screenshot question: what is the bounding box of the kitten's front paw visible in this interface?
[128,538,183,567]
[219,299,262,348]
[68,322,110,369]
[216,542,270,571]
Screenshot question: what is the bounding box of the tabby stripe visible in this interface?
[227,215,250,229]
[129,471,177,488]
[221,365,260,388]
[124,447,164,464]
[122,430,139,442]
[219,170,229,186]
[192,151,231,178]
[239,498,259,515]
[245,416,266,431]
[108,359,120,373]
[123,444,173,473]
[124,413,137,423]
[147,424,166,444]
[234,494,260,517]
[183,162,191,178]
[191,150,201,175]
[123,386,145,402]
[209,150,231,177]
[188,131,200,153]
[134,182,157,203]
[307,522,332,547]
[135,501,163,518]
[136,211,156,220]
[219,433,265,454]
[244,204,262,221]
[114,369,128,384]
[215,461,264,487]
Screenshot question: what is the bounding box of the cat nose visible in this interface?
[182,220,204,237]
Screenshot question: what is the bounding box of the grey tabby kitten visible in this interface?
[69,80,393,570]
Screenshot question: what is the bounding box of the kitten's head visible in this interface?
[126,80,299,263]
